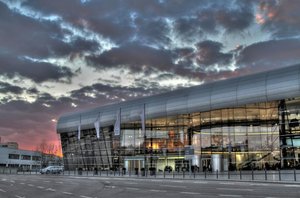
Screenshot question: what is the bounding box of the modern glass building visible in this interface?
[57,64,300,172]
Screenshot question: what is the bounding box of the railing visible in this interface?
[1,167,300,182]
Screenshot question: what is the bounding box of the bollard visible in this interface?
[294,169,297,181]
[265,169,267,180]
[240,170,242,180]
[216,170,218,179]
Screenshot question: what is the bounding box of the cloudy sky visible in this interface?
[0,0,300,154]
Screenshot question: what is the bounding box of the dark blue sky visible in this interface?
[0,0,300,152]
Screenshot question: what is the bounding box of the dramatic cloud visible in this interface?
[257,0,300,38]
[0,81,23,95]
[237,38,300,69]
[195,40,233,67]
[86,43,175,73]
[0,0,299,153]
[0,54,75,83]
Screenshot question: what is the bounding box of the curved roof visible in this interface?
[57,64,300,133]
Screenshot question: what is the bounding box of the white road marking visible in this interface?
[37,186,44,189]
[149,189,167,192]
[193,181,207,184]
[219,194,242,197]
[63,192,73,195]
[219,182,236,185]
[161,184,186,188]
[1,179,7,181]
[10,180,15,183]
[20,183,25,185]
[127,182,138,185]
[43,181,50,183]
[126,187,139,190]
[80,196,92,198]
[180,192,201,195]
[15,195,25,198]
[104,185,116,189]
[0,188,7,192]
[284,185,300,187]
[169,180,183,183]
[45,188,56,192]
[56,181,63,184]
[217,188,253,192]
[28,184,34,187]
[250,183,269,186]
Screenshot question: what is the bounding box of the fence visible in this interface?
[1,167,299,182]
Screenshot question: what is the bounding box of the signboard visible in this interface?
[184,146,194,155]
[184,146,194,160]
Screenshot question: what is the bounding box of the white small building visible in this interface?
[0,147,41,170]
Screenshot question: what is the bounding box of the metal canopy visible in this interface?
[57,64,300,133]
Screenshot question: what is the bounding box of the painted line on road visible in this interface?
[219,182,236,185]
[15,195,25,198]
[169,180,183,183]
[27,184,34,187]
[149,189,167,193]
[80,195,92,198]
[0,188,7,192]
[180,192,201,195]
[43,181,50,183]
[193,181,207,184]
[284,185,300,187]
[217,188,253,192]
[56,181,63,184]
[127,182,138,185]
[250,183,269,186]
[1,179,7,181]
[219,194,242,197]
[20,183,25,185]
[104,185,116,189]
[37,186,44,189]
[63,192,73,195]
[45,188,56,192]
[161,184,186,188]
[126,187,139,190]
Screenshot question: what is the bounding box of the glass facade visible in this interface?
[60,98,300,171]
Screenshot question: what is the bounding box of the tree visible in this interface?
[36,140,62,168]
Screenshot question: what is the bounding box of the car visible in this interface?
[40,166,63,174]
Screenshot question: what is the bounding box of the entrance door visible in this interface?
[201,158,211,171]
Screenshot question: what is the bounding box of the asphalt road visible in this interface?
[0,174,300,198]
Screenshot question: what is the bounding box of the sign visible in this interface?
[184,146,194,160]
[184,146,194,155]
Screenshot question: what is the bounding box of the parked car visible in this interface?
[40,166,63,174]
